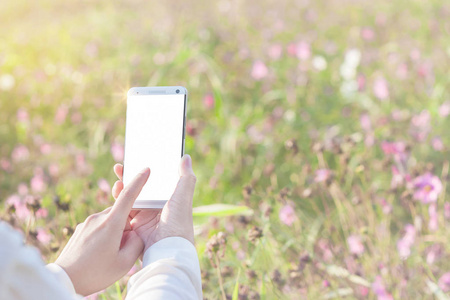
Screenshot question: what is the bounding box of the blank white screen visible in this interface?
[123,93,185,201]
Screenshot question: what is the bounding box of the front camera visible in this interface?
[176,89,180,94]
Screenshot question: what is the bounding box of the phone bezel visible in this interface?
[124,86,188,210]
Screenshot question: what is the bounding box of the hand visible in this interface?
[112,154,196,253]
[55,168,150,296]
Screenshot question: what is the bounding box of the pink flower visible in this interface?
[251,61,269,80]
[203,94,214,110]
[35,208,48,219]
[347,235,364,255]
[438,272,450,292]
[110,142,124,162]
[322,280,330,288]
[40,143,52,155]
[432,137,444,151]
[439,101,450,117]
[410,110,431,142]
[48,163,59,177]
[36,228,52,245]
[426,244,443,265]
[381,141,408,163]
[357,74,366,91]
[314,169,331,183]
[17,108,29,123]
[287,43,297,56]
[97,179,111,193]
[379,198,392,215]
[267,44,283,60]
[391,166,404,189]
[12,145,30,162]
[428,203,438,231]
[360,113,371,131]
[372,276,393,300]
[361,28,375,41]
[0,158,11,171]
[295,41,311,60]
[373,78,389,101]
[444,202,450,220]
[17,183,28,195]
[55,105,69,124]
[397,224,415,258]
[413,173,442,204]
[396,63,408,80]
[31,169,47,193]
[7,195,31,221]
[279,205,296,226]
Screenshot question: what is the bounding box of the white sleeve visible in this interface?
[126,237,203,300]
[0,222,81,300]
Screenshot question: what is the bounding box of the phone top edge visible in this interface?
[127,86,187,96]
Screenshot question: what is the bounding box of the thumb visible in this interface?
[119,231,144,266]
[171,155,196,203]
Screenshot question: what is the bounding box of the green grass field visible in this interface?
[1,0,449,299]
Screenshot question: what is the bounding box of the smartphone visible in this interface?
[123,86,187,209]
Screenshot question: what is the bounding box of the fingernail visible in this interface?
[140,167,150,175]
[184,154,192,169]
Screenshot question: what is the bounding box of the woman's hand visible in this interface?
[55,168,150,296]
[112,154,196,253]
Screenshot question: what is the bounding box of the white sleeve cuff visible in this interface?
[142,237,198,267]
[46,263,76,295]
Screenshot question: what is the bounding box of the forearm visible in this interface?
[127,237,202,300]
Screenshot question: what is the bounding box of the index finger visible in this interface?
[109,167,150,225]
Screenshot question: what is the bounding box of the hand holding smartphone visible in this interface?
[123,86,187,209]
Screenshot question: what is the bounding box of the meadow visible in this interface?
[0,0,449,299]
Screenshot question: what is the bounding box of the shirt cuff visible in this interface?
[142,237,198,268]
[46,263,76,295]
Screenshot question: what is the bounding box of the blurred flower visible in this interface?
[432,137,444,151]
[357,74,366,91]
[48,163,59,178]
[417,62,433,79]
[373,77,389,101]
[361,27,375,41]
[55,105,68,124]
[111,141,124,162]
[85,42,98,58]
[372,276,393,300]
[35,208,48,219]
[410,110,431,142]
[312,56,327,71]
[295,41,311,60]
[445,202,450,220]
[0,158,11,171]
[426,243,443,265]
[428,203,438,231]
[31,168,47,193]
[17,183,28,195]
[438,272,450,292]
[360,113,371,131]
[0,74,15,90]
[71,111,82,124]
[17,108,29,123]
[203,94,214,110]
[267,44,283,60]
[248,226,263,243]
[397,224,415,258]
[381,141,408,163]
[396,63,408,80]
[340,49,361,80]
[379,198,392,215]
[97,178,111,193]
[439,101,450,117]
[251,60,269,80]
[314,169,332,183]
[413,173,442,204]
[12,145,30,162]
[205,232,227,265]
[36,228,52,245]
[347,235,364,256]
[279,205,296,226]
[322,280,330,288]
[40,143,52,155]
[7,195,31,221]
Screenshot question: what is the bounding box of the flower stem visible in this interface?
[214,252,227,300]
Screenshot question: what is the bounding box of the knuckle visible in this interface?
[185,174,197,184]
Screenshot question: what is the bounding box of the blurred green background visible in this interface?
[1,0,449,299]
